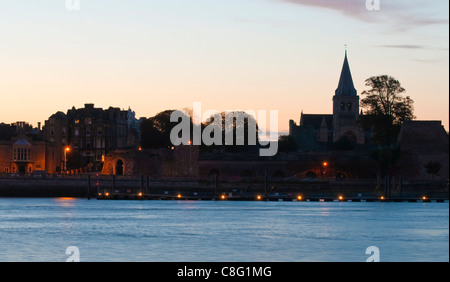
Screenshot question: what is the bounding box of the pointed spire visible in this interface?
[335,50,357,96]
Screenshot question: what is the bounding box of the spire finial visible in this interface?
[344,44,347,55]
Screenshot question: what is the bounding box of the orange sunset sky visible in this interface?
[0,0,448,134]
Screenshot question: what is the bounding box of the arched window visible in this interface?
[347,102,352,112]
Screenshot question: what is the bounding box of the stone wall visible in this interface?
[0,144,11,173]
[396,121,449,180]
[101,145,198,178]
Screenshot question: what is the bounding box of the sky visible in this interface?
[0,0,448,134]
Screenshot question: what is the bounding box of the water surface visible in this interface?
[0,198,448,262]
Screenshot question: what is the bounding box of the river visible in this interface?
[0,198,448,262]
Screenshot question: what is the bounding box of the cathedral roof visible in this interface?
[335,51,357,96]
[300,114,333,130]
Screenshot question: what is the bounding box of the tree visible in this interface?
[358,75,415,176]
[358,75,415,145]
[140,110,192,149]
[202,111,259,152]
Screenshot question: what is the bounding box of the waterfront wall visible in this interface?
[0,174,447,200]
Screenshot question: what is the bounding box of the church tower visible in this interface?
[332,51,364,143]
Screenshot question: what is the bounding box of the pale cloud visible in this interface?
[378,44,449,51]
[275,0,449,31]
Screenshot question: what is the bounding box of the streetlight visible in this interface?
[188,140,192,172]
[64,146,70,173]
[322,161,328,177]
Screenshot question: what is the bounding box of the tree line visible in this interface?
[140,110,261,153]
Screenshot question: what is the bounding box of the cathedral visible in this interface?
[289,51,365,150]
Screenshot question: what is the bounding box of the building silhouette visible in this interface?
[44,104,140,173]
[0,122,45,174]
[289,51,365,151]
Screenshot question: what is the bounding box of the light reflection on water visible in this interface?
[0,198,448,262]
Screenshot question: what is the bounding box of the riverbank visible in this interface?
[0,175,448,201]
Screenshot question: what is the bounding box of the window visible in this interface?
[340,102,345,111]
[96,137,102,149]
[61,127,66,136]
[14,148,30,161]
[74,128,79,136]
[347,102,352,112]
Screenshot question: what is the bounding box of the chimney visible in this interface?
[38,122,41,131]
